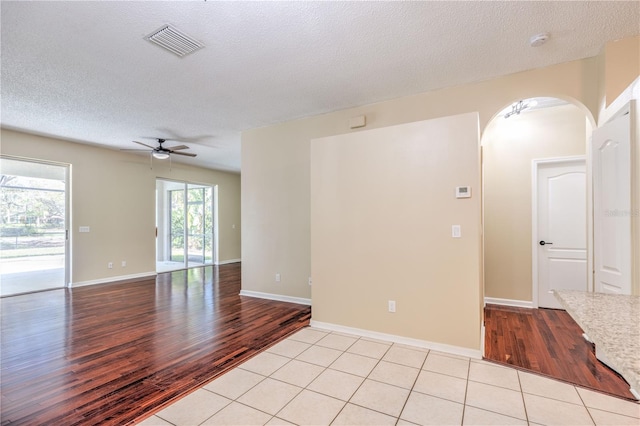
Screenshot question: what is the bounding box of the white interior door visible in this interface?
[536,158,587,309]
[592,109,632,295]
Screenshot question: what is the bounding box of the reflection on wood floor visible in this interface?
[0,263,311,425]
[484,304,634,400]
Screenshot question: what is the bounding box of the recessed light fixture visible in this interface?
[530,33,550,47]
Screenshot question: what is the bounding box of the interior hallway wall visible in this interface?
[242,57,601,351]
[311,113,481,350]
[482,104,588,302]
[242,58,599,304]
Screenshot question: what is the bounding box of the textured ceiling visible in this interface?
[2,1,639,172]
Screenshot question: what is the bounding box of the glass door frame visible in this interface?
[0,155,71,289]
[155,178,218,272]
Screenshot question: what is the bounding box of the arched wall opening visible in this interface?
[480,97,593,306]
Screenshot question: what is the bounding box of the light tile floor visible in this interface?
[139,327,640,426]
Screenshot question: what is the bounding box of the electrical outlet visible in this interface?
[275,273,281,282]
[108,262,113,269]
[121,261,126,267]
[388,300,396,313]
[452,225,461,238]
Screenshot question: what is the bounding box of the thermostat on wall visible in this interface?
[456,186,471,198]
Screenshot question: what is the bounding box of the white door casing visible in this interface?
[533,157,587,309]
[592,109,632,295]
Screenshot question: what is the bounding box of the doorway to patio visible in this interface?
[156,179,217,272]
[0,157,69,296]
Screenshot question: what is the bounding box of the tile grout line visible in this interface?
[327,336,400,424]
[575,385,599,426]
[427,356,530,423]
[275,329,363,425]
[205,350,304,424]
[516,368,530,425]
[395,347,431,425]
[153,413,177,426]
[195,396,233,426]
[322,333,366,425]
[460,355,471,426]
[264,339,324,424]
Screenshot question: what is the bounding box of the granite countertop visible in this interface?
[554,290,640,394]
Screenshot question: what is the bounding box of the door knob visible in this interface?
[539,240,553,246]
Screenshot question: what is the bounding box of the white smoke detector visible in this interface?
[529,33,550,47]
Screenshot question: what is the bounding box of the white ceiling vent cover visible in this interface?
[145,25,203,57]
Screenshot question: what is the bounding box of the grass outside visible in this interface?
[169,249,213,264]
[1,247,64,259]
[1,230,65,259]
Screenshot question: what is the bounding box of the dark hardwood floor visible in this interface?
[0,263,311,425]
[484,304,635,400]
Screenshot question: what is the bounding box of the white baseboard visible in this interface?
[217,258,241,265]
[72,272,157,288]
[239,289,311,306]
[484,297,534,309]
[310,320,482,359]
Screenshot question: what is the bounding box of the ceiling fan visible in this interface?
[121,138,197,159]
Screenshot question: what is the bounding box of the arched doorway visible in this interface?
[481,97,593,308]
[478,98,635,399]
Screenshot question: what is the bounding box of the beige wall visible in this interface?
[241,38,640,351]
[483,105,588,302]
[242,58,600,303]
[1,129,241,284]
[311,113,481,350]
[241,58,602,351]
[604,36,639,108]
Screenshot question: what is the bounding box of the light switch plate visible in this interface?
[452,225,461,238]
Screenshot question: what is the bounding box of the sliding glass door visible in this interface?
[156,179,216,272]
[169,186,185,266]
[0,157,69,296]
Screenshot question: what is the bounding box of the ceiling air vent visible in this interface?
[145,25,203,57]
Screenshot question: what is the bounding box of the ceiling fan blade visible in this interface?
[170,151,197,157]
[133,140,156,149]
[121,148,152,152]
[166,145,189,150]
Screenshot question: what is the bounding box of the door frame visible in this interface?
[155,177,219,271]
[531,155,587,308]
[0,155,71,289]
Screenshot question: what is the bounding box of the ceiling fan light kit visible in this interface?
[121,138,197,163]
[152,152,170,160]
